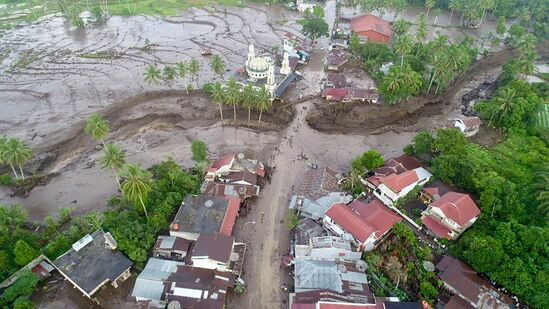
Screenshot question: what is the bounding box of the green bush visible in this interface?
[0,173,13,185]
[13,240,37,266]
[0,270,39,305]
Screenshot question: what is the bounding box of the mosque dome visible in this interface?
[246,56,273,79]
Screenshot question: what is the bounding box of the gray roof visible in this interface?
[274,72,297,98]
[131,258,184,301]
[295,218,328,245]
[53,229,133,295]
[172,195,230,235]
[294,259,342,292]
[290,192,351,220]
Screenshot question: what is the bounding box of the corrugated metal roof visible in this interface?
[132,258,184,301]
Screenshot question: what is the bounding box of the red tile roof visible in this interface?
[460,116,482,128]
[322,88,348,101]
[430,192,480,226]
[421,215,452,239]
[225,171,258,185]
[325,199,401,242]
[292,304,317,309]
[219,197,241,236]
[380,170,418,193]
[210,154,235,170]
[350,15,392,38]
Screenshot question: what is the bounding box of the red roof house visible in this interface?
[350,15,392,44]
[380,170,419,193]
[219,197,241,236]
[323,199,401,250]
[421,192,481,240]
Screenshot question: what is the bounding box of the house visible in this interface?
[132,258,234,308]
[324,73,347,89]
[452,116,482,137]
[421,192,480,240]
[152,236,193,261]
[205,153,265,182]
[295,218,328,245]
[189,232,246,276]
[419,180,453,204]
[52,229,133,299]
[169,195,241,240]
[296,0,316,12]
[325,51,349,71]
[290,300,423,309]
[290,192,352,220]
[331,38,349,50]
[293,259,373,303]
[200,181,260,201]
[290,166,352,219]
[321,87,379,103]
[295,235,362,261]
[323,199,402,251]
[372,167,432,206]
[363,155,422,194]
[350,15,392,44]
[436,256,513,309]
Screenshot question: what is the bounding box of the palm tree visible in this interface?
[188,59,201,87]
[162,65,177,83]
[210,55,226,79]
[516,52,537,79]
[242,83,256,125]
[493,87,516,125]
[448,0,462,26]
[395,34,413,67]
[84,112,110,146]
[225,78,241,121]
[143,64,161,85]
[208,81,225,122]
[392,19,410,37]
[425,0,435,18]
[0,204,27,233]
[517,33,537,56]
[416,13,428,44]
[256,87,272,123]
[120,163,152,220]
[3,138,32,180]
[99,143,126,188]
[0,135,7,171]
[177,62,190,94]
[479,0,495,26]
[432,8,442,25]
[534,167,549,217]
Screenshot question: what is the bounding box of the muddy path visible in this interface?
[307,41,549,133]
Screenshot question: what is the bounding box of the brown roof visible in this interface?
[350,15,392,38]
[374,155,421,176]
[192,233,234,264]
[201,181,258,200]
[153,236,192,253]
[297,166,341,200]
[224,171,258,185]
[430,192,480,226]
[327,73,347,88]
[164,266,233,309]
[445,295,474,309]
[325,199,401,242]
[380,170,419,193]
[421,180,452,200]
[436,256,513,308]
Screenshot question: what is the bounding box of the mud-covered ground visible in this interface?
[0,4,304,219]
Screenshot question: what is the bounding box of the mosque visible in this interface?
[229,44,298,99]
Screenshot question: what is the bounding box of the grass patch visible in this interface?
[9,49,38,71]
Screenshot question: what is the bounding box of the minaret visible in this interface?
[280,51,291,75]
[266,64,276,96]
[246,44,255,67]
